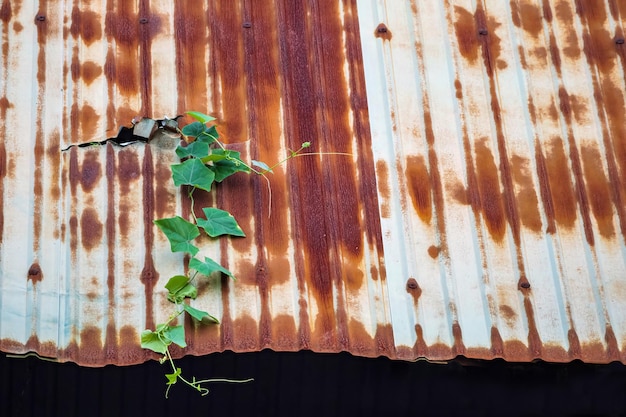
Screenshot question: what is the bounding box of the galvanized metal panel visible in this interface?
[0,0,625,366]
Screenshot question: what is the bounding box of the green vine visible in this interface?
[141,111,313,397]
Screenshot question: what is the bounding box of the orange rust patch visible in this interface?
[581,145,615,238]
[80,208,103,250]
[405,155,432,223]
[510,154,542,232]
[376,160,391,218]
[427,245,440,259]
[27,263,44,284]
[474,138,506,240]
[232,314,259,351]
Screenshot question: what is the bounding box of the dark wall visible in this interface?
[2,350,625,417]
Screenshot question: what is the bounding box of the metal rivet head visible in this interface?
[243,22,252,28]
[479,29,488,35]
[616,38,625,44]
[520,282,531,289]
[406,278,419,290]
[139,17,149,24]
[36,15,46,22]
[377,25,388,33]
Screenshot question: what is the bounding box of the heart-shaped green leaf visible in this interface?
[175,141,210,159]
[197,208,245,237]
[141,329,170,354]
[164,325,187,349]
[184,304,219,323]
[154,216,200,256]
[181,121,208,138]
[189,257,235,279]
[171,158,215,191]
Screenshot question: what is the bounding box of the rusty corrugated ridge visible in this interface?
[0,0,625,366]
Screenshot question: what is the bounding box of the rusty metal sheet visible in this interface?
[0,0,625,366]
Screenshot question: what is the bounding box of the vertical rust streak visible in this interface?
[140,145,158,331]
[138,0,152,115]
[242,0,286,348]
[33,0,49,254]
[477,1,527,279]
[535,143,557,233]
[277,0,336,351]
[557,87,595,245]
[105,144,117,359]
[176,2,207,114]
[575,2,626,240]
[343,0,386,268]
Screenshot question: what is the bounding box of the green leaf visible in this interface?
[165,275,197,302]
[181,121,208,138]
[208,150,250,182]
[197,208,245,237]
[140,329,169,354]
[154,216,200,256]
[189,256,235,279]
[164,325,187,349]
[184,304,219,323]
[195,125,219,145]
[165,367,182,385]
[186,111,216,124]
[251,160,273,173]
[171,158,215,192]
[175,141,210,159]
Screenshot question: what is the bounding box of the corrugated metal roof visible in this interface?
[0,0,625,366]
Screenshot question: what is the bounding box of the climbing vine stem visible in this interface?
[141,110,333,397]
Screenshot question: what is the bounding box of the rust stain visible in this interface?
[405,278,421,307]
[27,263,44,284]
[523,296,542,357]
[271,314,298,350]
[604,325,620,362]
[490,326,504,356]
[140,145,158,330]
[70,7,102,45]
[534,142,556,233]
[79,150,102,192]
[405,156,432,224]
[581,145,615,238]
[0,1,10,23]
[544,137,577,229]
[578,0,615,74]
[71,60,102,85]
[374,23,392,41]
[376,160,391,218]
[117,148,140,196]
[499,304,517,325]
[210,2,246,141]
[510,154,542,232]
[427,245,440,259]
[80,208,103,251]
[71,104,100,143]
[454,6,479,63]
[555,1,581,59]
[175,2,208,114]
[79,326,103,365]
[451,321,466,356]
[475,3,503,75]
[232,314,259,351]
[474,138,506,240]
[568,328,582,357]
[106,145,116,352]
[513,0,544,38]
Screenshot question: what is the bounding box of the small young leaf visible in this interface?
[175,141,210,159]
[184,304,219,323]
[251,160,273,173]
[154,216,200,256]
[171,158,215,192]
[140,329,169,354]
[195,125,218,145]
[181,121,208,138]
[165,367,182,385]
[197,208,246,237]
[189,256,235,279]
[186,111,216,124]
[165,275,198,302]
[164,325,187,349]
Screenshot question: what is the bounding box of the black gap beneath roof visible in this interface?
[1,350,625,417]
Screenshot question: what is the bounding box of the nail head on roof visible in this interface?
[36,15,46,21]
